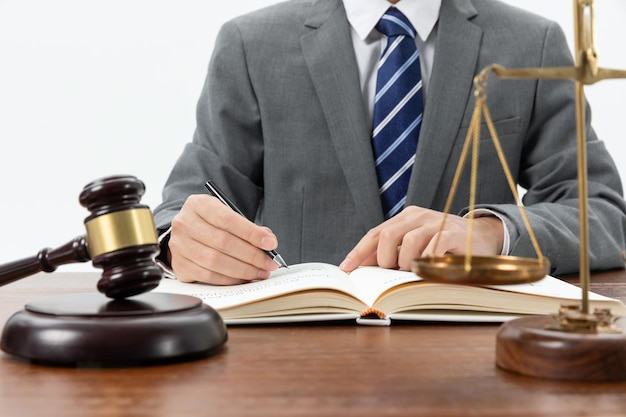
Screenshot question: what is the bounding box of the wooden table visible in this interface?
[1,269,626,417]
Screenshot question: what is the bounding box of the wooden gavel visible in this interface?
[0,175,163,299]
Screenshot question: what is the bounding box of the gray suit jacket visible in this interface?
[153,0,626,275]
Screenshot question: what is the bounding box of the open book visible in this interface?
[154,262,626,325]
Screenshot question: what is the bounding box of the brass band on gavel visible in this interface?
[84,207,158,258]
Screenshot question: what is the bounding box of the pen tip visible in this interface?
[274,254,288,268]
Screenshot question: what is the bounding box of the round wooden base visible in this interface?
[0,292,227,367]
[496,315,626,381]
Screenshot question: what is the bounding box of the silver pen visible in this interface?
[204,181,288,268]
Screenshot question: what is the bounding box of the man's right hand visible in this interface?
[167,194,280,285]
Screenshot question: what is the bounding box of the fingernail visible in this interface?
[257,269,271,279]
[265,257,279,271]
[339,257,354,272]
[260,236,277,251]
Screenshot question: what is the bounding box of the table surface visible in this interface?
[1,269,626,417]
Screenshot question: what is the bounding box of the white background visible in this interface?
[0,0,624,272]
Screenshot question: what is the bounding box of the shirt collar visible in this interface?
[343,0,441,42]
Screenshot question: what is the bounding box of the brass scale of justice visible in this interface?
[412,0,626,382]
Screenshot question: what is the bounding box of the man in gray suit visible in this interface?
[153,0,626,285]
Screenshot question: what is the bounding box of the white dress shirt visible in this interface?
[342,0,512,255]
[342,0,441,127]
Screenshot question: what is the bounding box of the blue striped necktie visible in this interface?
[372,8,423,219]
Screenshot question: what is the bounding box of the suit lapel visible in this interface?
[407,0,482,209]
[301,0,384,228]
[299,0,483,224]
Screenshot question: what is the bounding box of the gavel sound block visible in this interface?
[0,175,227,366]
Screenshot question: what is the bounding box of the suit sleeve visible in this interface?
[152,20,265,231]
[482,21,626,275]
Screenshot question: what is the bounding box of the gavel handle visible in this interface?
[0,236,91,287]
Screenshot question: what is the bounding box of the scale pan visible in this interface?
[412,255,549,286]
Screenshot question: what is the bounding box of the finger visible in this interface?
[198,219,278,269]
[340,207,423,272]
[374,215,422,269]
[197,195,279,253]
[186,195,279,268]
[171,251,255,285]
[170,233,275,284]
[340,216,410,271]
[340,226,382,272]
[396,224,441,270]
[421,230,465,258]
[359,252,379,267]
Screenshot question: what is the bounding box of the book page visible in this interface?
[371,274,626,317]
[486,276,617,301]
[154,262,368,310]
[347,266,422,306]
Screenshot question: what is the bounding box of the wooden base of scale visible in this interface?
[496,315,626,382]
[414,256,626,382]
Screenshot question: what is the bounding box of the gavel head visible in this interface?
[79,175,163,299]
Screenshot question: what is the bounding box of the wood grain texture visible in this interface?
[496,314,626,381]
[1,269,625,417]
